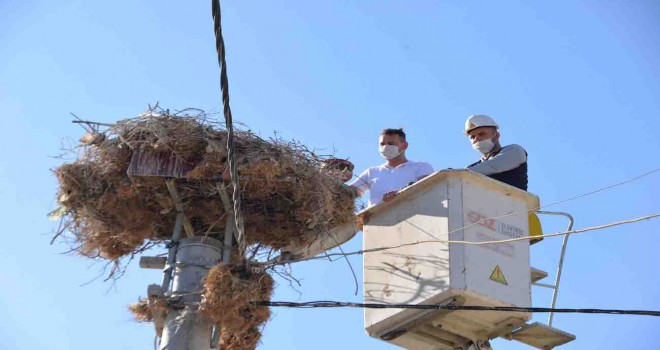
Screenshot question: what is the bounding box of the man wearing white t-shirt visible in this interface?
[350,128,434,206]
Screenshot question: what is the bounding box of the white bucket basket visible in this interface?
[360,170,540,349]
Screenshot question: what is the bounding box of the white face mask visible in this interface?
[379,145,401,160]
[472,138,495,154]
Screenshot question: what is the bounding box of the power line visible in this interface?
[211,0,246,256]
[254,301,660,317]
[439,168,659,240]
[535,168,658,210]
[407,212,660,246]
[283,212,659,264]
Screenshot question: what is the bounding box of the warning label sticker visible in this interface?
[490,265,508,285]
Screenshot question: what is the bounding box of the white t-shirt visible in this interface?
[350,160,434,206]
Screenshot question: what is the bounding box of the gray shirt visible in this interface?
[467,144,527,176]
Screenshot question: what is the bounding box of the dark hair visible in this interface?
[380,128,406,141]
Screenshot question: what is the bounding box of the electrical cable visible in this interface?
[254,301,660,317]
[426,168,659,236]
[406,168,659,244]
[283,212,659,264]
[211,0,246,256]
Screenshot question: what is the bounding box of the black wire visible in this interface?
[253,301,660,317]
[211,0,245,255]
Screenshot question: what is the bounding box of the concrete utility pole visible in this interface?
[141,210,233,350]
[159,236,223,350]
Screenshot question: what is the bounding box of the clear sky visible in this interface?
[1,1,659,349]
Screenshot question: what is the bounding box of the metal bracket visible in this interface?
[140,256,167,269]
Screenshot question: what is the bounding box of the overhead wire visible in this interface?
[157,290,660,317]
[157,291,660,317]
[211,0,246,256]
[254,301,660,317]
[277,212,659,265]
[422,168,659,241]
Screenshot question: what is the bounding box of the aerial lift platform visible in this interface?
[357,170,576,350]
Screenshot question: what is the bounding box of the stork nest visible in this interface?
[53,107,356,261]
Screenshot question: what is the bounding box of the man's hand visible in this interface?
[322,158,355,182]
[382,191,397,202]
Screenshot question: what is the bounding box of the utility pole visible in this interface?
[140,181,238,350]
[141,209,234,350]
[159,236,223,350]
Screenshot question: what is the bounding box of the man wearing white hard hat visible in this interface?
[350,128,434,206]
[464,114,528,191]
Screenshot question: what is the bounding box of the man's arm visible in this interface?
[468,144,527,175]
[348,168,370,196]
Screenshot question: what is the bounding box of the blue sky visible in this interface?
[1,1,659,349]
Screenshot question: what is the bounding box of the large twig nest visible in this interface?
[53,107,356,261]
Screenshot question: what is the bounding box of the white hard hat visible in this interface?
[464,114,498,134]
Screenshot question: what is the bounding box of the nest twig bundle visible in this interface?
[53,107,356,262]
[201,264,273,349]
[128,299,153,322]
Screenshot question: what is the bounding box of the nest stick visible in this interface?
[165,179,195,237]
[72,120,115,127]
